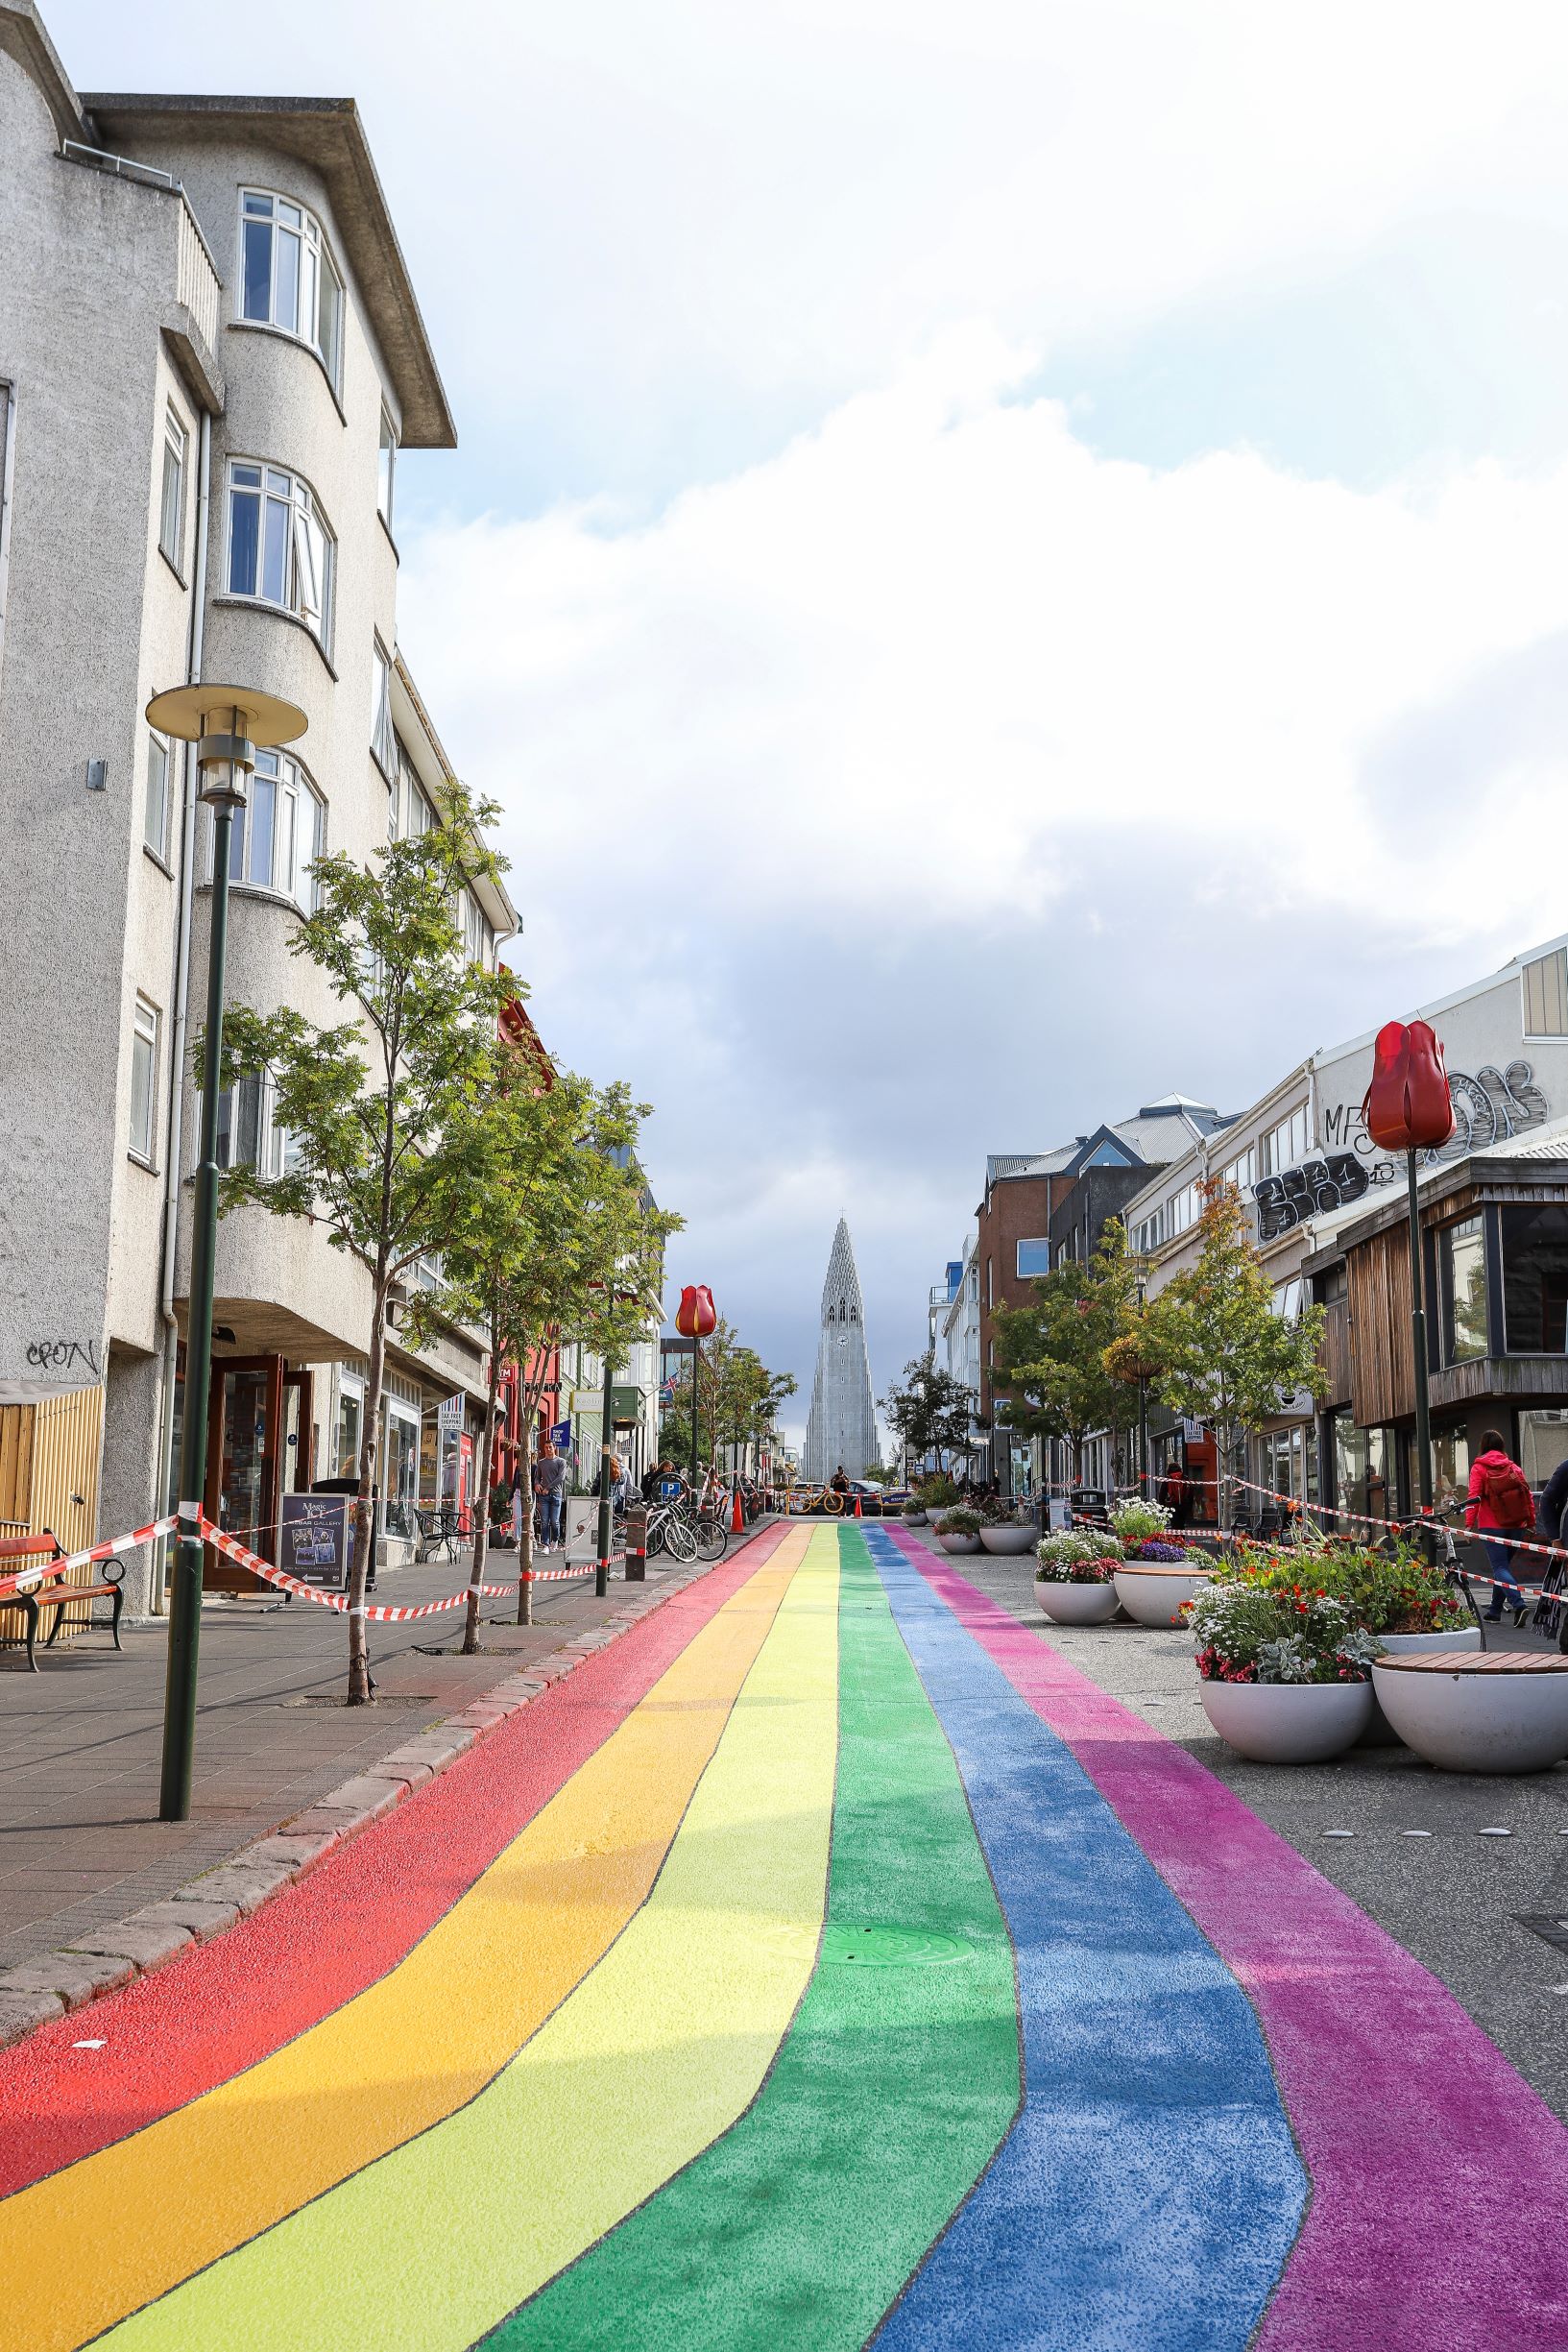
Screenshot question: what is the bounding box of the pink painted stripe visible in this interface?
[891,1529,1568,2352]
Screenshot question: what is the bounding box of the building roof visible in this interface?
[79,88,454,448]
[0,1,84,144]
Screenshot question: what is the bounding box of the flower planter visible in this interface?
[1113,1564,1214,1629]
[1035,1578,1119,1626]
[903,1511,928,1526]
[1370,1654,1568,1774]
[938,1532,982,1554]
[1199,1678,1373,1764]
[1356,1625,1483,1746]
[978,1524,1037,1556]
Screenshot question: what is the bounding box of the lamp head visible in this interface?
[145,684,307,811]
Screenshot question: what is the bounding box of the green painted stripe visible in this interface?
[490,1524,1020,2351]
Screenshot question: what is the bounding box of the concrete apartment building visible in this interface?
[0,3,517,1610]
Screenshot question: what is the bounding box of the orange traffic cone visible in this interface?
[731,1486,744,1535]
[854,1492,863,1517]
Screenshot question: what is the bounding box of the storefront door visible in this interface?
[205,1356,282,1592]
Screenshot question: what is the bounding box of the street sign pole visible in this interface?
[596,1347,615,1599]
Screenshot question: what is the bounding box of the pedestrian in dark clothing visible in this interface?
[1537,1457,1568,1546]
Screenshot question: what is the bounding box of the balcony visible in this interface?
[59,141,225,413]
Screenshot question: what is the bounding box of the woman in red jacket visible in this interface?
[1464,1428,1533,1625]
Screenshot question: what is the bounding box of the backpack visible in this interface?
[1480,1461,1533,1529]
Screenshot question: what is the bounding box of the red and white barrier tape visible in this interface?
[0,1514,181,1593]
[1231,1476,1568,1605]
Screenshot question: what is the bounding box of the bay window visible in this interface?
[240,190,345,386]
[214,1073,293,1178]
[227,461,333,643]
[223,748,324,910]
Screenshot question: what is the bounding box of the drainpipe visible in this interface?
[153,406,211,1609]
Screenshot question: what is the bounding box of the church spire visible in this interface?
[803,1221,878,1482]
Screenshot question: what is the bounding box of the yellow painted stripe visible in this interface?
[107,1531,841,2352]
[1,1535,808,2352]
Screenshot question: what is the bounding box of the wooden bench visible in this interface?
[1375,1652,1568,1673]
[0,1535,125,1674]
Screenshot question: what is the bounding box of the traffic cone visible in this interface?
[731,1486,744,1535]
[854,1492,862,1517]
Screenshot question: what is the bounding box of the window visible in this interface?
[1523,948,1568,1039]
[1439,1216,1488,1364]
[1519,1408,1568,1491]
[334,1374,363,1480]
[214,1073,292,1178]
[377,408,397,528]
[1132,1207,1164,1254]
[144,732,171,859]
[159,404,187,567]
[1500,1203,1568,1353]
[1259,1103,1310,1177]
[455,885,491,969]
[129,997,159,1163]
[1016,1238,1050,1278]
[1222,1145,1256,1195]
[240,189,345,385]
[223,748,323,909]
[371,641,397,776]
[1168,1182,1200,1239]
[227,461,333,643]
[390,745,432,839]
[1332,1411,1392,1523]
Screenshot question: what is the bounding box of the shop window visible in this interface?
[382,1404,420,1538]
[1519,1408,1568,1490]
[1332,1412,1392,1523]
[1433,1425,1471,1515]
[1500,1203,1568,1354]
[1438,1217,1488,1364]
[334,1377,363,1480]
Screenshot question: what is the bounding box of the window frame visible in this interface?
[225,457,335,648]
[1522,948,1568,1043]
[377,406,397,531]
[144,730,172,862]
[214,1070,294,1180]
[214,746,326,912]
[237,187,347,391]
[371,640,398,779]
[129,995,160,1167]
[1016,1238,1050,1278]
[1438,1214,1489,1367]
[158,401,187,570]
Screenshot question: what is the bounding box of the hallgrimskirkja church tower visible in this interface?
[802,1219,879,1483]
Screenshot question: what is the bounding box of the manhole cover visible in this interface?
[820,1924,973,1967]
[1515,1913,1568,1952]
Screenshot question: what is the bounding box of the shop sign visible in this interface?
[1257,1059,1552,1241]
[549,1419,573,1452]
[437,1391,465,1432]
[278,1492,350,1591]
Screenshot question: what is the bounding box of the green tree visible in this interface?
[879,1350,976,1482]
[411,1058,676,1645]
[658,1319,795,1481]
[1143,1177,1327,1525]
[991,1220,1143,1483]
[215,779,512,1702]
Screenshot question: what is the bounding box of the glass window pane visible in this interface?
[319,254,343,384]
[278,202,302,230]
[277,783,297,900]
[229,484,259,594]
[378,412,395,523]
[130,1018,156,1159]
[248,771,275,888]
[275,227,301,330]
[243,192,273,218]
[227,803,246,882]
[144,737,168,854]
[1442,1218,1488,1363]
[300,240,318,350]
[1501,1203,1568,1353]
[293,503,324,627]
[262,491,290,605]
[242,219,273,320]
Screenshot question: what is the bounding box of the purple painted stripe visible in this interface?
[892,1529,1568,2352]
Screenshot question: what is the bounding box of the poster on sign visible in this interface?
[278,1493,350,1590]
[550,1420,573,1454]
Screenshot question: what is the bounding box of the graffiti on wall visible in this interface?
[24,1339,102,1378]
[1255,1061,1551,1243]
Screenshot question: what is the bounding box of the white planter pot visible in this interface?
[1199,1677,1373,1763]
[939,1532,981,1554]
[903,1511,928,1526]
[1357,1625,1483,1746]
[978,1524,1037,1555]
[1370,1659,1568,1774]
[1113,1564,1215,1628]
[1036,1578,1119,1625]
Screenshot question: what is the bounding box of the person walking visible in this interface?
[534,1441,568,1553]
[1465,1428,1534,1625]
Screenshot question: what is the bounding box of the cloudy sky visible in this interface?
[60,0,1568,1438]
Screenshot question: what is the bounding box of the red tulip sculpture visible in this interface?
[674,1284,717,1340]
[1361,1019,1455,1153]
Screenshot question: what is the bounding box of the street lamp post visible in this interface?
[146,684,307,1824]
[595,1346,615,1601]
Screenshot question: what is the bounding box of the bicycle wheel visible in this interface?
[694,1514,728,1562]
[645,1512,669,1558]
[663,1515,698,1563]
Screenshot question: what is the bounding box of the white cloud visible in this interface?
[399,329,1568,1392]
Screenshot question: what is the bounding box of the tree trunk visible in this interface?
[349,1275,388,1705]
[516,1411,536,1627]
[466,1319,501,1656]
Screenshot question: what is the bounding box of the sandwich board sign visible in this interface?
[278,1493,351,1591]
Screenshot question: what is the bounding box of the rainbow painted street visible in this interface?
[5,1520,1567,2350]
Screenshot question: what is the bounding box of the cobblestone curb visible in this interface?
[0,1554,730,2051]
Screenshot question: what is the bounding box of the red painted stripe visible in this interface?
[0,1526,790,2195]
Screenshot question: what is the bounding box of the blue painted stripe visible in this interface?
[860,1529,1306,2352]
